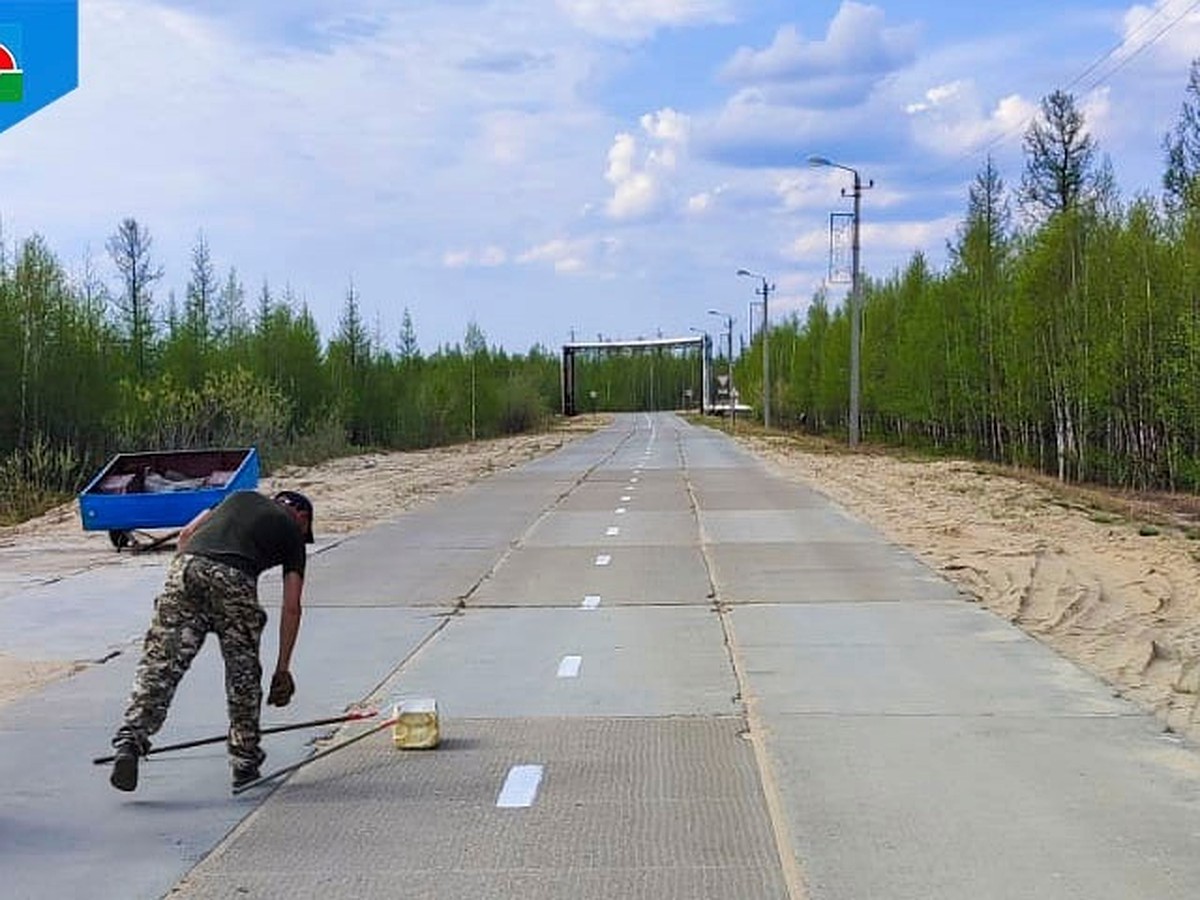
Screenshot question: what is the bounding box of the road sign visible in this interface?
[828,211,854,284]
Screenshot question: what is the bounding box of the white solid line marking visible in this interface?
[557,655,582,678]
[582,594,601,609]
[606,526,620,536]
[497,765,544,808]
[595,554,612,566]
[615,507,627,515]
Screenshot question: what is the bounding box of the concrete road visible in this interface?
[2,413,1199,899]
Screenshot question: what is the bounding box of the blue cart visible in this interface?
[78,447,259,550]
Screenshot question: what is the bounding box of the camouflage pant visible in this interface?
[114,554,267,767]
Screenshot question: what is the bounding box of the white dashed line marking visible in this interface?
[606,526,620,536]
[630,477,639,484]
[497,765,544,808]
[615,507,627,515]
[621,495,632,502]
[557,655,582,678]
[582,594,601,609]
[595,554,612,566]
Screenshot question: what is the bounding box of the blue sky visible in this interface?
[1,0,1198,354]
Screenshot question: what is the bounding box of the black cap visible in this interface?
[274,490,314,543]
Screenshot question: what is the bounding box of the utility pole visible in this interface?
[707,309,736,428]
[848,173,863,446]
[737,269,775,429]
[808,156,873,447]
[725,314,735,429]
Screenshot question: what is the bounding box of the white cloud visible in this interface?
[905,79,1038,158]
[557,0,734,40]
[603,108,690,220]
[517,237,600,273]
[865,215,962,256]
[905,80,969,115]
[787,214,961,270]
[788,226,830,259]
[776,171,843,212]
[1080,86,1114,136]
[721,3,919,104]
[642,107,690,144]
[442,246,509,268]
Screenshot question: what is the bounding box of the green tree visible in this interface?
[216,266,248,350]
[1020,90,1098,221]
[105,217,163,376]
[950,156,1013,456]
[327,281,372,443]
[1164,57,1200,216]
[398,307,420,362]
[184,231,217,349]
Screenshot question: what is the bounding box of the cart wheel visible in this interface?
[109,529,132,550]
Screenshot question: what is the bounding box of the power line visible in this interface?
[1062,0,1179,93]
[1079,0,1200,90]
[911,0,1200,187]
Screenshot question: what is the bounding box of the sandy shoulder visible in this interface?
[0,655,84,707]
[736,432,1200,745]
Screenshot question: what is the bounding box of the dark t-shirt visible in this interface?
[185,491,307,579]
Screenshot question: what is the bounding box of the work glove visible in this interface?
[267,670,295,707]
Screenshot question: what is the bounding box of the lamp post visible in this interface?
[707,308,736,426]
[808,155,872,447]
[737,269,774,429]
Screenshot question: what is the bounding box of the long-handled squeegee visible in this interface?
[92,708,379,765]
[232,698,439,795]
[231,711,400,794]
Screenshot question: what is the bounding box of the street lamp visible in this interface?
[737,269,774,429]
[808,155,872,447]
[707,308,736,426]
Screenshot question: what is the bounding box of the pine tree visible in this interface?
[105,218,163,376]
[184,231,217,348]
[398,306,420,362]
[1020,90,1098,220]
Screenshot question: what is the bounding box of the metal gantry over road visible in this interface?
[3,413,1200,899]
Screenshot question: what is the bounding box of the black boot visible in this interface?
[110,741,140,792]
[231,760,260,790]
[230,746,266,790]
